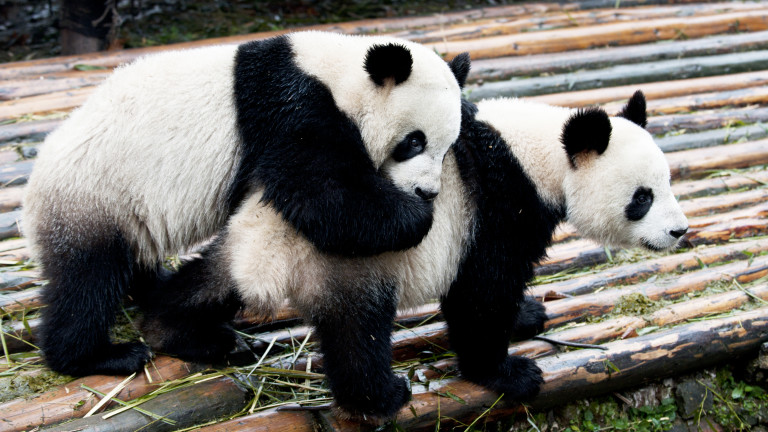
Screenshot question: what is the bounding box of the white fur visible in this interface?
[23,32,463,266]
[228,97,689,314]
[226,151,474,314]
[291,32,462,197]
[476,97,688,251]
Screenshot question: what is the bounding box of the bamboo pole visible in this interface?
[0,356,203,432]
[469,51,768,100]
[469,30,768,82]
[530,237,768,298]
[667,139,768,180]
[428,10,768,60]
[523,70,768,108]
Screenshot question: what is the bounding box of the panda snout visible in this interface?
[669,227,688,239]
[415,187,438,201]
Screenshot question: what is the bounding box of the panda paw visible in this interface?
[333,375,411,424]
[512,296,548,339]
[464,355,543,401]
[46,342,152,377]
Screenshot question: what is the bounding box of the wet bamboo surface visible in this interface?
[2,0,768,430]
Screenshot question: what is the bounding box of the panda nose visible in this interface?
[415,187,438,201]
[669,227,688,239]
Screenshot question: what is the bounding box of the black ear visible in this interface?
[617,90,647,128]
[448,52,471,89]
[561,107,612,168]
[364,43,413,86]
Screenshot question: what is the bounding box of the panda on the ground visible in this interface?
[22,31,470,378]
[142,90,689,421]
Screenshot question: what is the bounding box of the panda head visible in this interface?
[561,91,689,251]
[290,32,469,201]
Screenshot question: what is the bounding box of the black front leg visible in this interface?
[308,279,409,423]
[441,279,543,401]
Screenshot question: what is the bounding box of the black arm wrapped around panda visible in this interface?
[230,38,434,257]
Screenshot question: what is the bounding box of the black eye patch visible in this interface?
[625,187,654,221]
[392,131,426,162]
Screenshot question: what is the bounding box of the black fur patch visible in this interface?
[364,43,413,86]
[232,36,434,257]
[309,277,408,420]
[135,239,244,363]
[442,101,563,401]
[618,90,648,128]
[561,107,612,168]
[392,130,426,162]
[448,52,471,89]
[625,186,654,221]
[37,222,152,376]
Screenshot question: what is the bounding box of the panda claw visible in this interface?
[332,375,411,424]
[512,296,548,339]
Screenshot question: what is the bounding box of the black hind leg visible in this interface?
[441,281,543,401]
[38,226,151,376]
[304,278,409,423]
[136,247,242,363]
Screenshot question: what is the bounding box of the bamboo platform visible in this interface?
[1,0,768,430]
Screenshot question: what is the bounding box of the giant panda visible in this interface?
[137,90,689,422]
[22,31,471,378]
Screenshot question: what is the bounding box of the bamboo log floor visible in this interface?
[1,0,768,430]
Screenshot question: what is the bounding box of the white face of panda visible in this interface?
[564,117,689,252]
[289,32,467,201]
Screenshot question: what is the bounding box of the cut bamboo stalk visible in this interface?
[469,51,768,100]
[0,0,732,80]
[672,170,768,200]
[0,119,62,145]
[647,106,768,136]
[667,139,768,180]
[617,86,768,116]
[0,187,23,213]
[0,88,92,122]
[404,3,767,44]
[469,30,768,82]
[0,356,203,432]
[530,237,768,298]
[687,203,768,229]
[0,74,110,101]
[657,123,768,152]
[543,256,768,328]
[523,70,768,108]
[428,10,768,60]
[197,409,319,432]
[318,308,768,431]
[686,218,768,246]
[41,377,249,432]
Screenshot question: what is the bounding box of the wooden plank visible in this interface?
[429,10,768,60]
[0,356,203,431]
[615,85,768,115]
[468,50,768,100]
[42,377,249,432]
[530,237,768,298]
[0,88,92,122]
[544,256,768,328]
[667,139,768,179]
[0,73,109,101]
[404,3,768,44]
[672,169,768,200]
[469,30,768,82]
[319,308,768,431]
[522,70,768,108]
[646,106,768,136]
[0,119,62,145]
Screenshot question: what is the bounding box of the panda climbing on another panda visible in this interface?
[22,32,470,378]
[141,90,689,421]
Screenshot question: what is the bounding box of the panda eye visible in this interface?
[625,187,654,222]
[392,131,427,162]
